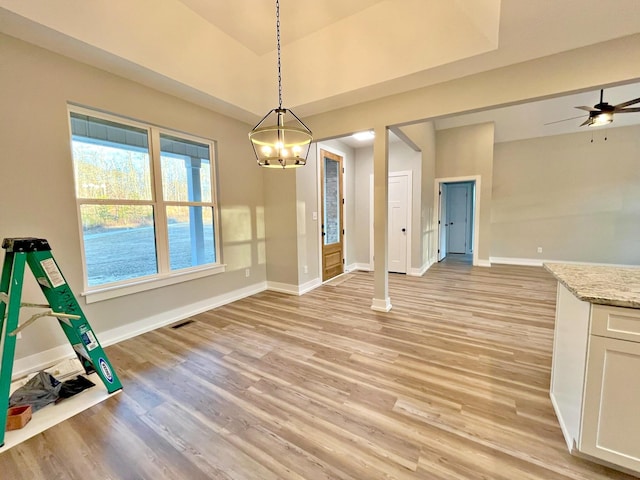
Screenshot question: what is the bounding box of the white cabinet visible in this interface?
[579,306,640,472]
[550,286,640,475]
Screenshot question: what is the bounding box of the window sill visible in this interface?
[81,264,226,304]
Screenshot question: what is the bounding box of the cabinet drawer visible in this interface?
[591,304,640,341]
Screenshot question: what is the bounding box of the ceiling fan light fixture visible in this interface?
[248,0,312,169]
[588,111,613,127]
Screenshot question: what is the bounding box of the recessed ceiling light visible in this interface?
[352,131,375,141]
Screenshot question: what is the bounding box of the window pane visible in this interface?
[70,113,152,200]
[323,157,341,245]
[80,204,157,286]
[160,134,212,202]
[167,206,215,270]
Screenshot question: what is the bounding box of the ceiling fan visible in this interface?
[546,89,640,127]
[575,89,640,127]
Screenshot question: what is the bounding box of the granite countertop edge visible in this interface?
[544,263,640,310]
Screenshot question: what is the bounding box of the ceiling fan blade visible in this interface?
[613,96,640,109]
[579,118,592,127]
[575,106,598,112]
[544,115,586,126]
[614,107,640,113]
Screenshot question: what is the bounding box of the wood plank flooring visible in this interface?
[1,262,636,479]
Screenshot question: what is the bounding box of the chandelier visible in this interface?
[248,0,313,168]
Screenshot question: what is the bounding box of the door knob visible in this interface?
[401,228,406,232]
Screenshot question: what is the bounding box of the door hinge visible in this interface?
[342,198,345,205]
[438,249,440,253]
[342,229,345,235]
[342,258,345,264]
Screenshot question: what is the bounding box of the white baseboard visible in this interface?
[408,259,434,277]
[371,297,392,312]
[267,279,322,296]
[13,345,76,381]
[299,278,322,295]
[490,256,544,266]
[345,263,358,273]
[267,281,300,295]
[353,263,372,272]
[491,257,640,268]
[476,259,492,267]
[12,281,268,380]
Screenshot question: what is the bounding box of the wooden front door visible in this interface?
[321,149,344,281]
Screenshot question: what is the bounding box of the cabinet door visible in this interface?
[580,335,640,472]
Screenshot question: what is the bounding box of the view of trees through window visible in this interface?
[70,111,217,287]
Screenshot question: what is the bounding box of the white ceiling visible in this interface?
[434,82,640,143]
[1,0,640,129]
[178,0,387,55]
[335,83,640,148]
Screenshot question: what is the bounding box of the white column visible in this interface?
[371,126,391,312]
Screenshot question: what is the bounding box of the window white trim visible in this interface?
[68,105,223,300]
[81,263,226,303]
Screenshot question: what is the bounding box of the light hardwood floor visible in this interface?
[1,263,636,479]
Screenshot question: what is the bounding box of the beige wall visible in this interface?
[400,122,438,270]
[295,146,319,285]
[436,123,495,262]
[0,34,265,364]
[492,125,640,264]
[263,169,298,286]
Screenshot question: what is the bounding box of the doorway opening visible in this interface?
[435,176,479,266]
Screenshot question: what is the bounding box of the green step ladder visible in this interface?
[0,237,122,447]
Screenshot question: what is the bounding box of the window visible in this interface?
[69,108,222,297]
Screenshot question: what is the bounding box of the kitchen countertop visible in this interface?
[544,263,640,309]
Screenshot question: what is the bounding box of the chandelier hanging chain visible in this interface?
[276,0,283,109]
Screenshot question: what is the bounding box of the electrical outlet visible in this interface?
[312,212,318,221]
[245,268,250,277]
[537,247,543,254]
[303,265,308,274]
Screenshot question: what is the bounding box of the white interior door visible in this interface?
[388,174,408,273]
[447,183,469,254]
[438,184,447,261]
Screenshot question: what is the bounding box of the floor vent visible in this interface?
[171,319,195,329]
